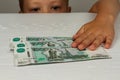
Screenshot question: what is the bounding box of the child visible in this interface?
[19,0,120,51]
[19,0,71,13]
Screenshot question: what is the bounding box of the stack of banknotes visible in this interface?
[10,37,111,66]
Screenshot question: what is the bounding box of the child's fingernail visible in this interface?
[78,45,84,50]
[105,44,110,49]
[71,42,77,48]
[89,45,96,50]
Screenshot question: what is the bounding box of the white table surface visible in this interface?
[0,13,120,80]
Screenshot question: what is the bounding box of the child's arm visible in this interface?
[72,0,120,50]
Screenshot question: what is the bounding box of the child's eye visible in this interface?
[31,8,40,12]
[51,6,61,11]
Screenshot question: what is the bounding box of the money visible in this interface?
[26,37,72,42]
[10,37,111,66]
[32,48,89,63]
[10,37,72,50]
[29,40,72,48]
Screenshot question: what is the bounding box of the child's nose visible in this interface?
[41,7,50,13]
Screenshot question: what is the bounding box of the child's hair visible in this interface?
[19,0,69,12]
[19,0,24,12]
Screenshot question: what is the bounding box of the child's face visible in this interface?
[21,0,71,13]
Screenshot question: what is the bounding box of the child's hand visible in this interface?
[72,19,115,51]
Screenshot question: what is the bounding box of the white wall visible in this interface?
[0,0,19,13]
[0,0,119,13]
[69,0,97,12]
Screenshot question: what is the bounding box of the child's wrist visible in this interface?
[95,13,115,25]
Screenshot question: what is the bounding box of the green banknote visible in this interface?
[29,40,72,48]
[10,37,72,50]
[32,48,89,63]
[26,37,72,42]
[10,37,111,66]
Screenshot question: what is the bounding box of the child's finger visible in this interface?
[73,25,85,40]
[88,35,105,50]
[72,31,90,48]
[104,36,113,49]
[77,33,95,50]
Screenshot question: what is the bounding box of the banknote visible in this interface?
[26,37,72,42]
[10,37,72,43]
[32,48,89,63]
[13,47,110,66]
[28,40,72,48]
[10,37,111,66]
[10,37,73,50]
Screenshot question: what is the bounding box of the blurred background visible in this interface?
[0,0,98,13]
